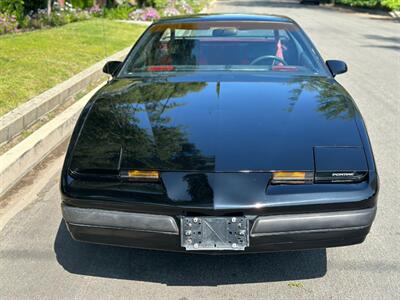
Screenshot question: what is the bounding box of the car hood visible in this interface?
[69,74,363,173]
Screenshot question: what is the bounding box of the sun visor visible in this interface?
[314,147,368,183]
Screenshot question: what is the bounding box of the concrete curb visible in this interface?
[389,10,400,19]
[116,20,153,26]
[0,47,130,146]
[0,83,103,197]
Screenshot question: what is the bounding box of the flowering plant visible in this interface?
[0,0,204,36]
[159,0,196,17]
[89,5,102,16]
[177,0,194,14]
[162,6,180,16]
[129,7,160,21]
[142,7,160,21]
[23,7,90,30]
[0,13,18,34]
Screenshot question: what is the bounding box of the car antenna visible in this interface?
[101,6,108,63]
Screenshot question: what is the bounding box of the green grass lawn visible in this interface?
[0,19,146,116]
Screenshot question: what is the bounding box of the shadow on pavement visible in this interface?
[364,34,400,43]
[54,221,327,286]
[362,34,400,51]
[362,44,400,51]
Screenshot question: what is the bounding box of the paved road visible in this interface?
[1,1,399,299]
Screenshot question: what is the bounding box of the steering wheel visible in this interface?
[250,55,287,66]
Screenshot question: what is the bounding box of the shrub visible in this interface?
[0,0,24,22]
[177,0,194,14]
[336,0,379,8]
[104,5,135,19]
[24,7,91,30]
[157,0,197,16]
[162,6,180,16]
[88,4,103,16]
[336,0,400,10]
[153,0,170,9]
[381,0,400,10]
[129,7,160,21]
[71,0,94,9]
[0,13,19,34]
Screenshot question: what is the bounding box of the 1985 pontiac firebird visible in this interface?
[60,14,378,253]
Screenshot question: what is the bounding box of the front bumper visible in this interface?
[62,204,376,253]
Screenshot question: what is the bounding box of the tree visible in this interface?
[70,82,212,171]
[47,0,51,17]
[285,77,355,120]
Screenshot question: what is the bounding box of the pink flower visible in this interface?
[129,7,160,21]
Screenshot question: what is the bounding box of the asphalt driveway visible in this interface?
[1,1,399,299]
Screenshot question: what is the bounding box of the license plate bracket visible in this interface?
[181,216,249,251]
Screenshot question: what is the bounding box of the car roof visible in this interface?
[156,13,296,24]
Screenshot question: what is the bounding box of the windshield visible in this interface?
[120,21,329,76]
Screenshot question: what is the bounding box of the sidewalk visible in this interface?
[0,22,150,197]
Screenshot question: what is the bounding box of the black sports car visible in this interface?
[61,14,378,253]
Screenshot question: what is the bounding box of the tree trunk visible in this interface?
[47,0,52,17]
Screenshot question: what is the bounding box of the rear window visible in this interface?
[119,21,328,76]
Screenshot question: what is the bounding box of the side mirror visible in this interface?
[326,60,347,77]
[103,61,122,76]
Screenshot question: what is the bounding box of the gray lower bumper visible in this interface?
[62,205,179,235]
[62,204,376,237]
[250,207,376,236]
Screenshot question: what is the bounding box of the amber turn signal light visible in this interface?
[271,171,313,184]
[121,170,160,182]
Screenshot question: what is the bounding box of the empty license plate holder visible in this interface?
[181,216,249,251]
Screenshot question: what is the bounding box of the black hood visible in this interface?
[69,74,363,173]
